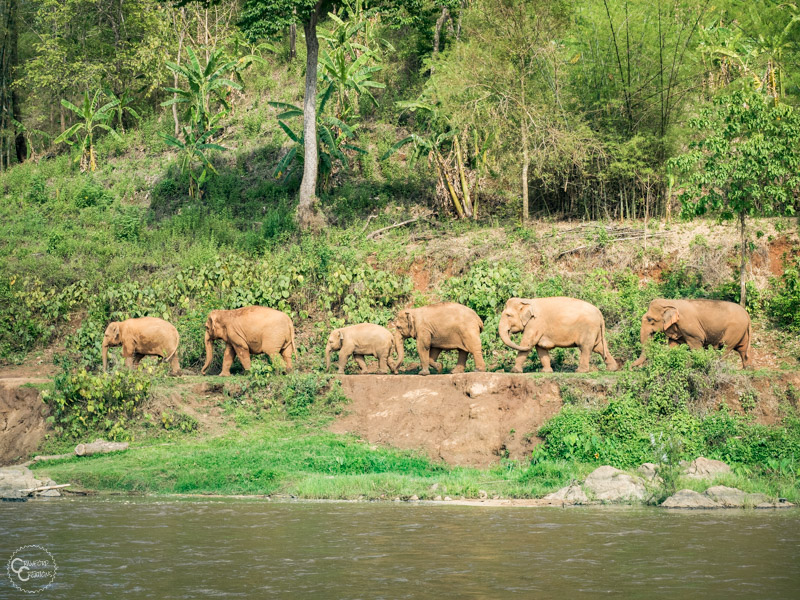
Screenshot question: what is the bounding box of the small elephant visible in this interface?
[499,297,617,373]
[102,317,181,375]
[392,302,485,376]
[201,306,295,376]
[631,298,751,368]
[325,323,404,374]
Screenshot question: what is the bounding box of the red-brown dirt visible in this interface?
[332,373,567,467]
[0,377,50,466]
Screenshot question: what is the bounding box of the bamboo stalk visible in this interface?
[434,151,466,219]
[453,136,473,218]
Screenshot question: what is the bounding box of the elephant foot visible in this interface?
[451,366,465,374]
[541,367,554,373]
[431,362,443,373]
[511,367,523,374]
[219,372,231,377]
[576,366,591,373]
[419,369,430,376]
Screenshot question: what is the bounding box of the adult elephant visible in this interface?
[325,323,403,374]
[392,302,485,375]
[631,299,751,368]
[499,297,617,373]
[201,306,295,376]
[102,317,181,375]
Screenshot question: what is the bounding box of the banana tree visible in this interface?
[53,90,120,172]
[160,124,226,199]
[103,88,141,134]
[269,85,366,190]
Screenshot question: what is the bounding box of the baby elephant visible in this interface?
[102,317,181,375]
[325,323,404,374]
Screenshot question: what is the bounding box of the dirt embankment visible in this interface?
[332,373,604,467]
[0,378,50,466]
[331,371,800,467]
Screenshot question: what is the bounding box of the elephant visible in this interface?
[201,306,295,376]
[499,297,618,373]
[631,298,751,368]
[102,317,181,375]
[325,323,404,374]
[391,302,485,376]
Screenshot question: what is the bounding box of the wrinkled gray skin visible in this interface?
[102,317,181,375]
[391,302,485,376]
[325,323,404,374]
[498,297,617,373]
[202,306,295,376]
[632,298,751,368]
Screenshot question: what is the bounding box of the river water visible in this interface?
[1,498,799,599]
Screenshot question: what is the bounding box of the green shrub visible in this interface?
[769,262,800,332]
[42,367,152,439]
[73,180,113,209]
[443,260,522,318]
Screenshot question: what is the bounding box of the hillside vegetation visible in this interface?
[2,0,800,498]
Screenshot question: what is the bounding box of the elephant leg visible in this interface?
[668,339,681,348]
[429,347,443,373]
[169,353,181,376]
[513,350,530,373]
[471,345,486,372]
[234,346,252,372]
[452,350,468,374]
[684,336,704,350]
[220,344,236,376]
[417,336,432,376]
[736,345,751,369]
[354,354,369,373]
[337,351,351,374]
[280,346,293,373]
[377,351,390,374]
[122,343,136,369]
[536,346,553,372]
[577,346,592,373]
[132,353,144,368]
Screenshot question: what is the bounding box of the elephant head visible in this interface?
[201,311,224,374]
[498,299,537,352]
[632,300,679,366]
[325,329,344,370]
[393,309,417,340]
[102,322,122,372]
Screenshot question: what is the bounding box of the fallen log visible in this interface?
[75,440,129,457]
[19,484,71,495]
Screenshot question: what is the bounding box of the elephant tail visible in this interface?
[599,320,614,365]
[288,320,297,356]
[163,332,180,364]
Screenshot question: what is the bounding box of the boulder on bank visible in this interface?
[0,466,62,499]
[543,483,589,505]
[661,489,721,509]
[583,466,646,502]
[637,463,662,483]
[705,485,769,508]
[683,457,732,479]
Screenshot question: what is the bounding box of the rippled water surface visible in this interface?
[2,498,799,599]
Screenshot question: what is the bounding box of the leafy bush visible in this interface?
[443,260,522,318]
[42,367,152,439]
[73,180,113,208]
[769,261,800,332]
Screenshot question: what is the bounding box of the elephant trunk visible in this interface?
[391,329,404,372]
[102,342,109,372]
[631,325,650,367]
[201,331,214,374]
[325,343,332,371]
[499,318,531,352]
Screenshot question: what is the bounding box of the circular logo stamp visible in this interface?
[7,545,57,594]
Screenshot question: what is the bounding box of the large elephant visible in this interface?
[201,306,295,376]
[631,298,751,368]
[325,323,404,374]
[499,297,617,373]
[102,317,181,375]
[392,302,485,375]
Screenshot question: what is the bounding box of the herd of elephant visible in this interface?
[101,297,752,377]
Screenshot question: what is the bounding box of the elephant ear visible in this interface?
[405,311,417,338]
[662,307,679,331]
[108,322,121,344]
[338,330,344,343]
[520,300,537,326]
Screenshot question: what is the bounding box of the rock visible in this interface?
[583,466,647,503]
[637,463,661,482]
[704,485,769,508]
[434,495,443,501]
[683,457,732,479]
[444,496,453,501]
[0,466,42,499]
[756,501,795,509]
[478,489,488,499]
[661,489,721,509]
[429,482,439,492]
[38,489,61,497]
[544,484,589,505]
[408,495,419,502]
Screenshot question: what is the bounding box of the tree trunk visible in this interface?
[8,0,25,162]
[75,440,129,457]
[289,22,296,60]
[739,211,747,307]
[297,3,327,231]
[521,117,530,224]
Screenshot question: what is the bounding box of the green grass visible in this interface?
[31,420,591,499]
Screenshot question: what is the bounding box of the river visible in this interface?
[2,498,799,598]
